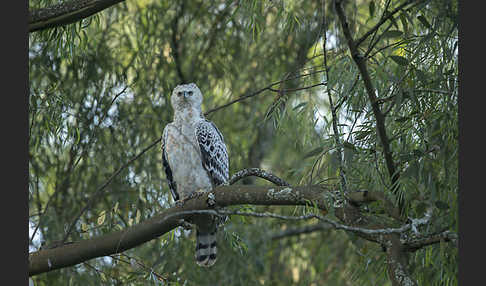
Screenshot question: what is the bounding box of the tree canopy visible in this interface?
[29,0,458,285]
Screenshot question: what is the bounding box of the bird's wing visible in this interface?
[195,120,229,186]
[162,125,179,201]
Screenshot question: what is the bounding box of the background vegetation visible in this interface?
[29,0,458,285]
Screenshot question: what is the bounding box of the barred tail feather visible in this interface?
[195,229,217,267]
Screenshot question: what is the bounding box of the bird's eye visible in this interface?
[177,91,182,96]
[188,91,193,96]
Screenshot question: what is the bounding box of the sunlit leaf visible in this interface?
[97,210,106,225]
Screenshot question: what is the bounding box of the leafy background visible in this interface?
[29,0,458,285]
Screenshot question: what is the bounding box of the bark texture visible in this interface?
[29,184,327,276]
[29,0,125,33]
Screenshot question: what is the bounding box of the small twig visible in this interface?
[204,70,326,116]
[171,208,433,237]
[83,261,120,283]
[366,38,417,60]
[268,82,325,93]
[111,253,168,282]
[364,20,394,58]
[322,0,348,194]
[355,0,424,47]
[364,0,392,57]
[271,222,332,240]
[62,136,162,243]
[402,230,458,252]
[334,74,360,111]
[73,84,129,169]
[229,168,290,186]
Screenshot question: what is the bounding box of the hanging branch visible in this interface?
[229,168,290,186]
[29,0,126,33]
[334,0,403,213]
[321,0,348,194]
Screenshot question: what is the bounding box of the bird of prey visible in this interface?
[161,83,229,267]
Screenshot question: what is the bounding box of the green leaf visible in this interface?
[394,116,409,123]
[303,146,324,158]
[355,130,371,140]
[369,1,375,18]
[343,141,357,151]
[382,30,403,38]
[390,55,408,66]
[415,69,427,83]
[292,101,307,110]
[435,200,449,210]
[417,15,431,29]
[97,210,106,225]
[75,128,80,144]
[81,223,88,232]
[416,201,427,212]
[135,209,141,224]
[399,12,408,34]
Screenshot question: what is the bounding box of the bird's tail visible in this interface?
[195,228,217,267]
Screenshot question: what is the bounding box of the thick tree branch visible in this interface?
[403,230,458,252]
[29,0,126,33]
[385,234,417,286]
[29,184,327,276]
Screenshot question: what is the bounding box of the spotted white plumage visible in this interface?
[161,83,229,267]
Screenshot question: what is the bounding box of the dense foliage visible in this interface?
[29,0,458,285]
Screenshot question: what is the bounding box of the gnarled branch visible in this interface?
[29,0,125,33]
[29,184,327,276]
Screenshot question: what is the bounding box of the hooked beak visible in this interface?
[183,91,189,99]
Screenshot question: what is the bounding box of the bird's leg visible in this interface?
[207,192,216,207]
[173,188,210,207]
[174,199,187,208]
[188,188,209,200]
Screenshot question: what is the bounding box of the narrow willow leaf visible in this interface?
[390,55,408,66]
[435,200,449,210]
[369,1,375,18]
[382,30,403,38]
[97,210,106,225]
[135,209,141,224]
[400,12,408,34]
[417,15,431,29]
[292,101,307,110]
[81,223,88,232]
[394,116,409,123]
[303,146,323,158]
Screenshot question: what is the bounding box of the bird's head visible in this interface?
[170,83,203,111]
